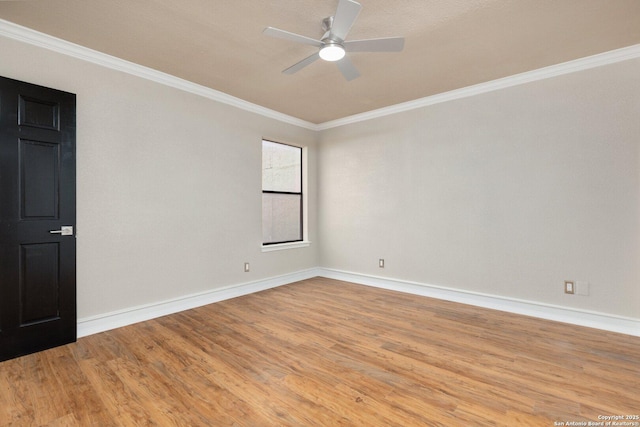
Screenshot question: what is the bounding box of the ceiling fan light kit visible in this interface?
[263,0,404,80]
[319,42,346,61]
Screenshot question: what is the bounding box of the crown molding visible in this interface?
[317,43,640,130]
[0,19,318,131]
[2,19,639,133]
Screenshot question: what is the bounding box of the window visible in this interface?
[262,140,302,245]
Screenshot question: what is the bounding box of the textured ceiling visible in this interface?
[1,0,640,124]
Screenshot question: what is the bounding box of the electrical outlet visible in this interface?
[564,281,574,294]
[379,259,384,268]
[244,262,250,272]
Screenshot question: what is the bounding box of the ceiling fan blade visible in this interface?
[263,27,322,47]
[330,0,362,41]
[344,37,405,52]
[283,52,320,74]
[336,56,360,81]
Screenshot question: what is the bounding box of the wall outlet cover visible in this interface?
[564,281,575,294]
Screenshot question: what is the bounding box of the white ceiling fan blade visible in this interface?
[344,37,405,52]
[336,56,360,81]
[331,0,362,41]
[263,27,322,47]
[283,52,320,74]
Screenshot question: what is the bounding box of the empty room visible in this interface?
[1,0,639,425]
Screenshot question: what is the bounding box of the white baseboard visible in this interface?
[77,268,322,338]
[78,267,639,338]
[318,268,640,337]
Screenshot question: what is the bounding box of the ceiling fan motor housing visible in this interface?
[322,16,334,34]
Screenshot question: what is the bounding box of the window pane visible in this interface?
[262,140,301,193]
[262,193,301,243]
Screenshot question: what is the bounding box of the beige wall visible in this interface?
[318,59,640,318]
[2,33,638,323]
[0,36,319,319]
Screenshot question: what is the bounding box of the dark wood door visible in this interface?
[0,76,76,362]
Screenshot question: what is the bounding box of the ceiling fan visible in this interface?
[263,0,405,81]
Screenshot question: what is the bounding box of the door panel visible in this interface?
[20,242,60,325]
[19,95,60,130]
[21,139,60,219]
[0,75,76,362]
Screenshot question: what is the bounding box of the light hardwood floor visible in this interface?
[1,277,639,426]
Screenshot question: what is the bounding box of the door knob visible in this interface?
[49,226,73,236]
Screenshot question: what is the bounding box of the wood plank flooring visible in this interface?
[1,277,639,426]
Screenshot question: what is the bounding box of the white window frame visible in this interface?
[261,139,310,252]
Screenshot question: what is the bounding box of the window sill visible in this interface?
[261,241,311,252]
